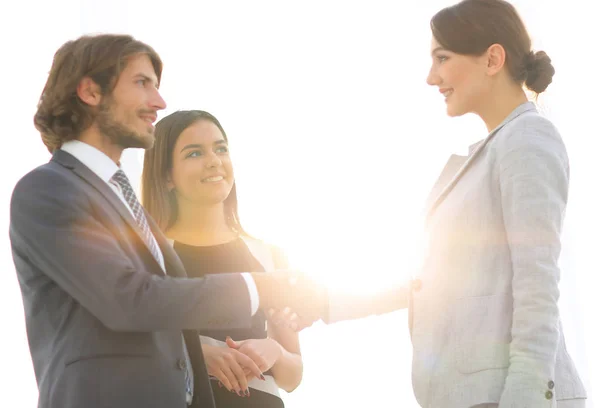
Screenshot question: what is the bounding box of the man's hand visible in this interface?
[267,307,316,331]
[251,271,328,330]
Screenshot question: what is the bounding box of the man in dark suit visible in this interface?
[9,34,325,408]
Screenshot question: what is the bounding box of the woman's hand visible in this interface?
[201,344,264,397]
[226,336,283,374]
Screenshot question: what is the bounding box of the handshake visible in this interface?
[250,271,329,331]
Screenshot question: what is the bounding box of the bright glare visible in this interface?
[0,1,597,407]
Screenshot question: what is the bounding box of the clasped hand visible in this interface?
[252,271,328,331]
[203,337,282,398]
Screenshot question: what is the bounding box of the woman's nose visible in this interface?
[205,152,222,168]
[426,67,440,86]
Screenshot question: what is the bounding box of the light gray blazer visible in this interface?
[411,102,586,407]
[328,102,586,408]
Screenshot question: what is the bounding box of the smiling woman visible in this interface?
[415,1,587,407]
[168,120,236,222]
[141,110,304,408]
[142,110,242,234]
[426,0,554,128]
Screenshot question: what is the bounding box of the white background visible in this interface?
[0,1,597,407]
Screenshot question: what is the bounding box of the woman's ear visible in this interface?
[485,43,506,76]
[166,174,175,192]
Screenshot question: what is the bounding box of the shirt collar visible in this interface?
[60,140,120,183]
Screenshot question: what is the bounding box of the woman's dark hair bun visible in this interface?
[524,50,555,94]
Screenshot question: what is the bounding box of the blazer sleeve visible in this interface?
[495,115,568,408]
[9,168,252,332]
[325,285,409,324]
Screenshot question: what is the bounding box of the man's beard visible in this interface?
[96,98,154,149]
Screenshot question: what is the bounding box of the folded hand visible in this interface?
[226,336,282,373]
[202,344,264,397]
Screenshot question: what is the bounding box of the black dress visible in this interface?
[174,238,285,408]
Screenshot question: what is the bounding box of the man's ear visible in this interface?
[76,77,103,106]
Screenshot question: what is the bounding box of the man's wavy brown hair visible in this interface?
[34,34,163,153]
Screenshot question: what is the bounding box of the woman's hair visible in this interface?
[141,110,247,234]
[34,34,162,152]
[431,0,555,94]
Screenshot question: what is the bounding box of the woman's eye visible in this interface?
[437,55,449,63]
[216,146,229,154]
[186,151,202,158]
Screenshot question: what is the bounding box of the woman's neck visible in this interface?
[167,201,238,247]
[477,81,529,133]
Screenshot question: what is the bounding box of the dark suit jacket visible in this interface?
[9,150,253,408]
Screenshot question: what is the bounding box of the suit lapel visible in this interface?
[425,135,494,217]
[425,102,538,217]
[52,150,162,271]
[424,153,468,211]
[145,214,188,278]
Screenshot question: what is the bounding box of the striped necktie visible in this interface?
[111,169,194,404]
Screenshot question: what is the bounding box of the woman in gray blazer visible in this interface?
[324,0,587,407]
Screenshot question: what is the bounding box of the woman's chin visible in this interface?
[446,103,467,118]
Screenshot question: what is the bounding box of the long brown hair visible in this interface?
[431,0,555,94]
[34,34,162,152]
[141,110,247,234]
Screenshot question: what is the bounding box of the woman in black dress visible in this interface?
[142,110,302,408]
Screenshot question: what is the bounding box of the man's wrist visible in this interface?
[241,272,260,315]
[250,273,269,311]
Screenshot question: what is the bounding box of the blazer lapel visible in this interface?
[145,214,188,278]
[425,136,494,217]
[52,150,162,272]
[425,102,538,217]
[424,153,468,211]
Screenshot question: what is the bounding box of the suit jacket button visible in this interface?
[545,390,553,400]
[548,380,555,389]
[412,279,422,292]
[177,359,187,370]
